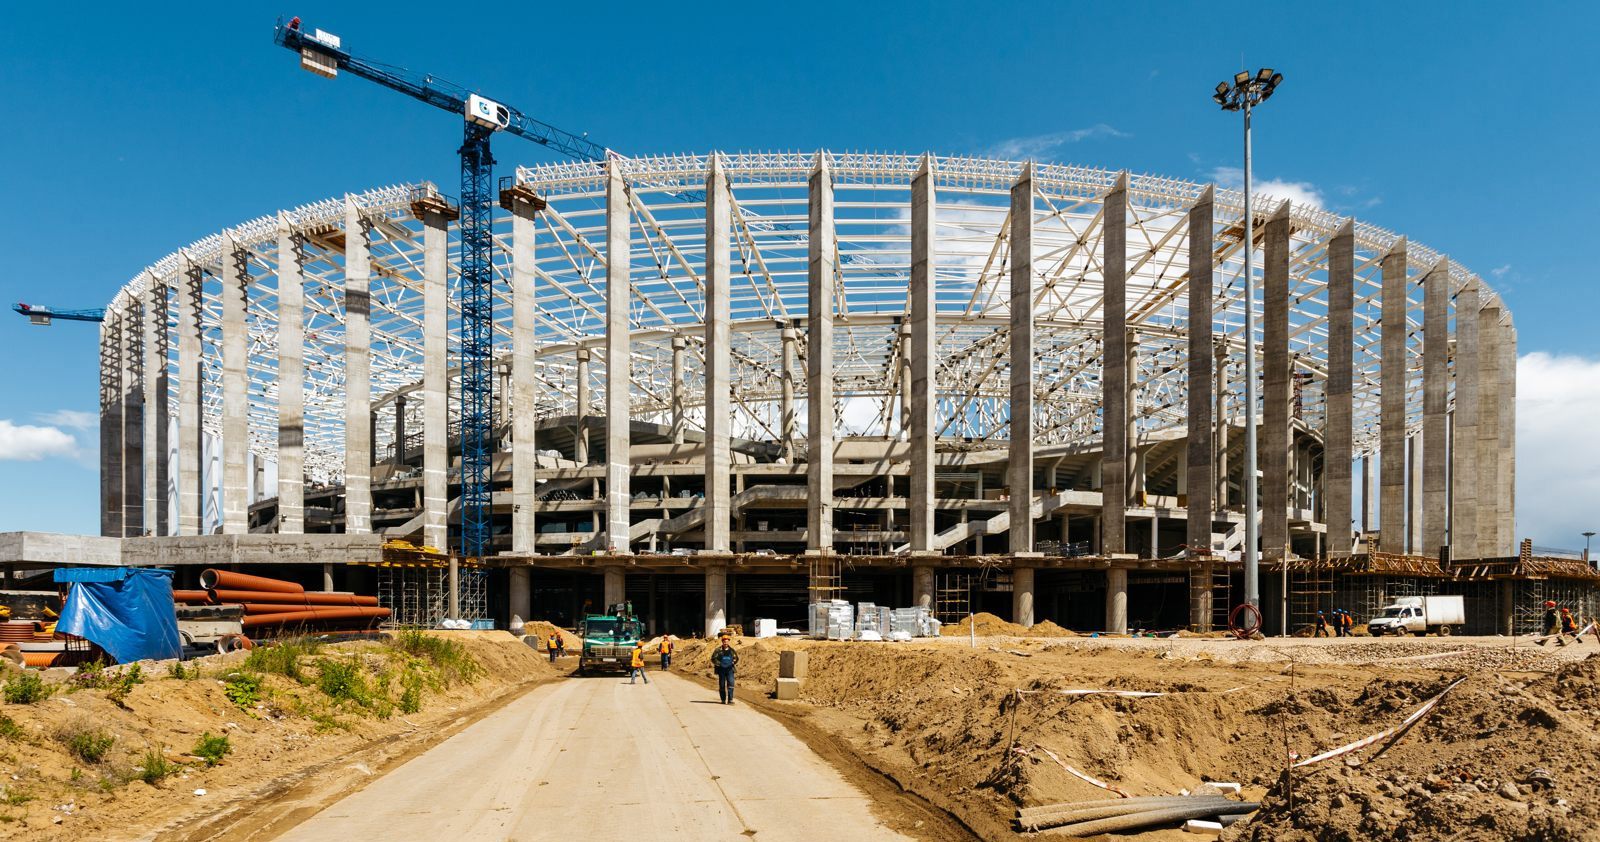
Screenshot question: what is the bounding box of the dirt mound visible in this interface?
[522,621,582,650]
[948,612,1031,636]
[1029,620,1077,637]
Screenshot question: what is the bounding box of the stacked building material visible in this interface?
[171,569,390,634]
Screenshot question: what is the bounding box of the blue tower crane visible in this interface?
[12,303,106,326]
[275,16,611,563]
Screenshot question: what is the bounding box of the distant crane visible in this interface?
[274,16,617,563]
[12,303,106,326]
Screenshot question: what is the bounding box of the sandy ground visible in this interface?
[282,671,915,842]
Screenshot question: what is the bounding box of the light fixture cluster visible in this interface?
[1213,68,1284,111]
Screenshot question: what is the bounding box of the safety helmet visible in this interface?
[1546,601,1558,608]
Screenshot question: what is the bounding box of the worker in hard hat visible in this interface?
[1561,608,1579,639]
[546,631,561,663]
[1538,601,1564,646]
[712,635,739,705]
[657,635,674,670]
[627,640,650,684]
[1313,611,1329,637]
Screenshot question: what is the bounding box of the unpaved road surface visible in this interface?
[282,671,913,841]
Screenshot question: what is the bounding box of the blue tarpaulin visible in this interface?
[54,568,181,663]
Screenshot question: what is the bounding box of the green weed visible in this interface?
[244,639,321,683]
[106,664,144,707]
[389,631,481,686]
[222,672,264,708]
[57,721,115,764]
[137,746,177,785]
[2,672,51,705]
[191,732,231,767]
[0,715,23,741]
[167,661,200,680]
[315,658,371,708]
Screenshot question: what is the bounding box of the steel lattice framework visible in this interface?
[102,153,1505,483]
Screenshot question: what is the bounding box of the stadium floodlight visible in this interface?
[1212,68,1285,631]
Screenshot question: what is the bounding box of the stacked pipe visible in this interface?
[172,570,390,635]
[1016,796,1259,836]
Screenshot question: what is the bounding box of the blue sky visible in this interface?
[1,2,1596,545]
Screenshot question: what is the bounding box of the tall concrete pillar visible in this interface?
[703,156,732,554]
[670,335,687,445]
[1407,433,1423,553]
[343,197,373,534]
[575,348,591,464]
[1008,164,1038,554]
[99,310,124,537]
[1421,259,1449,556]
[505,186,542,555]
[1361,455,1375,539]
[603,565,626,609]
[392,397,407,465]
[1191,562,1215,632]
[418,203,451,552]
[177,255,204,536]
[1262,201,1291,561]
[142,271,169,536]
[276,219,305,534]
[1215,344,1229,510]
[1101,173,1130,555]
[1476,299,1503,556]
[1185,186,1215,555]
[1106,567,1128,634]
[779,327,798,460]
[508,568,532,622]
[604,165,632,554]
[119,298,144,537]
[1324,221,1355,558]
[1379,239,1409,553]
[220,233,250,535]
[1498,319,1516,552]
[806,153,835,553]
[912,565,934,610]
[1452,280,1481,560]
[704,564,728,638]
[909,154,937,553]
[1012,565,1035,628]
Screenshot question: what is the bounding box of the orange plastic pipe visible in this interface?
[208,590,379,607]
[240,607,391,629]
[240,603,311,614]
[173,589,215,603]
[199,569,304,594]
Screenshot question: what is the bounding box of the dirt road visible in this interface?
[282,670,914,841]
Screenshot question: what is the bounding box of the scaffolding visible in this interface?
[371,540,488,627]
[1335,575,1441,625]
[1288,565,1334,633]
[1187,564,1232,632]
[934,571,973,625]
[807,555,843,606]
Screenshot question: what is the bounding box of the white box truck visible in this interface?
[1366,595,1466,637]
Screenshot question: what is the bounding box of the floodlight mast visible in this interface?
[1213,68,1283,629]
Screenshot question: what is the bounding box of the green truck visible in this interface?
[577,605,644,675]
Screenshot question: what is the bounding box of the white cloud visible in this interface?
[1515,352,1600,549]
[34,409,96,431]
[1491,264,1512,278]
[1208,166,1325,210]
[0,420,79,461]
[987,124,1129,159]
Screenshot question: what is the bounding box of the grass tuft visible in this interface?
[2,672,51,705]
[192,732,232,767]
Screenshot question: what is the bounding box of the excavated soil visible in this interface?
[0,631,558,840]
[673,633,1600,841]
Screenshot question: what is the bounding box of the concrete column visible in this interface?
[704,564,728,638]
[1101,172,1130,555]
[1407,433,1423,553]
[343,197,373,534]
[120,299,144,537]
[1498,320,1516,552]
[1325,221,1355,558]
[670,335,687,445]
[448,558,460,620]
[1009,164,1039,554]
[575,348,591,464]
[1421,259,1449,556]
[806,152,835,553]
[1185,186,1215,556]
[780,327,798,460]
[507,188,541,555]
[1452,280,1481,560]
[1361,455,1375,539]
[1106,567,1128,634]
[276,220,305,534]
[143,271,169,536]
[419,205,451,552]
[1012,565,1035,628]
[1191,562,1214,632]
[912,565,935,610]
[1215,344,1229,510]
[508,568,532,622]
[703,155,732,554]
[604,164,632,554]
[1262,201,1291,561]
[177,255,204,536]
[603,565,626,609]
[1476,300,1503,556]
[220,233,250,535]
[322,563,334,593]
[909,154,937,553]
[392,396,407,465]
[1379,239,1409,553]
[99,310,124,537]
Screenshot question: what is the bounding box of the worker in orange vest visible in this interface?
[627,640,650,684]
[658,635,674,670]
[546,632,560,663]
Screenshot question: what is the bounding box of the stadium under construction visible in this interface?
[6,151,1591,637]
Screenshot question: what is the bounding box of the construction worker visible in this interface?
[712,636,739,705]
[556,631,566,659]
[1562,607,1579,639]
[1313,611,1330,637]
[627,640,650,684]
[1343,610,1356,637]
[546,631,560,663]
[1329,609,1345,637]
[658,635,674,669]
